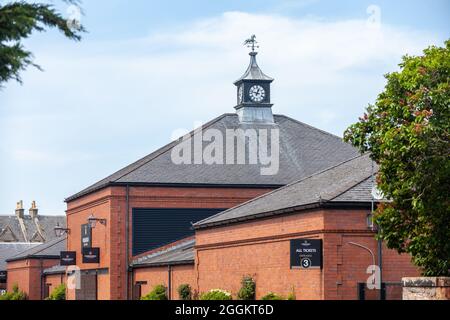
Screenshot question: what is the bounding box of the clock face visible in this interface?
[238,86,243,103]
[249,85,265,103]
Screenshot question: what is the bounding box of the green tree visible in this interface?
[0,0,85,87]
[344,40,450,276]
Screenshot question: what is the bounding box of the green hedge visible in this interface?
[141,284,168,300]
[0,284,27,300]
[177,284,192,300]
[46,283,66,300]
[237,275,256,300]
[261,292,284,300]
[200,289,232,300]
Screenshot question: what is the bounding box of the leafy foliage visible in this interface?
[200,289,232,300]
[344,40,450,276]
[237,275,256,300]
[261,292,284,300]
[177,283,192,300]
[46,283,66,300]
[140,284,168,300]
[0,0,85,87]
[0,283,27,300]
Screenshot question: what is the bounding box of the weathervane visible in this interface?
[244,34,259,53]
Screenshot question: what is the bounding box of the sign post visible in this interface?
[290,239,322,269]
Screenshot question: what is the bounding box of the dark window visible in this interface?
[132,208,225,256]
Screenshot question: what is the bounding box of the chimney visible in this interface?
[15,200,24,218]
[29,201,38,219]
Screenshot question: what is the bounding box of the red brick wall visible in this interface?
[6,259,59,300]
[195,208,420,300]
[44,273,66,298]
[133,264,195,299]
[66,185,273,300]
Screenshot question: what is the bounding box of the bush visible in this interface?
[200,289,232,300]
[287,286,296,300]
[0,284,27,300]
[141,284,168,300]
[46,283,66,300]
[237,275,256,300]
[177,284,192,300]
[261,292,284,300]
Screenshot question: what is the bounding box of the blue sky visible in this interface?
[0,0,449,215]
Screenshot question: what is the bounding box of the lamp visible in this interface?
[87,214,107,228]
[54,223,70,237]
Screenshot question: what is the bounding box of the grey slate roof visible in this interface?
[6,237,66,262]
[234,52,274,83]
[194,154,378,228]
[132,238,195,267]
[43,264,66,275]
[0,215,66,243]
[66,113,359,201]
[0,243,40,271]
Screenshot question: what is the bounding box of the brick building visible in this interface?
[2,45,420,300]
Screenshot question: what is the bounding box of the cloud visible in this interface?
[0,10,443,214]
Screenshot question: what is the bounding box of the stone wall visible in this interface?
[402,277,450,300]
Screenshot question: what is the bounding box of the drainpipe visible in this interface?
[125,185,130,300]
[168,265,172,300]
[39,258,44,300]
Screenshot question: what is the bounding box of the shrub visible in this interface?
[46,283,66,300]
[177,284,192,300]
[200,289,232,300]
[261,292,284,300]
[287,286,296,300]
[0,284,27,300]
[141,284,168,300]
[237,275,256,300]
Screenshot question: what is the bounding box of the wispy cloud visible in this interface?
[0,10,444,214]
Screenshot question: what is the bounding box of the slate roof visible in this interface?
[0,243,40,271]
[6,237,66,262]
[66,113,359,201]
[0,215,66,243]
[194,154,379,229]
[43,264,66,275]
[132,238,195,267]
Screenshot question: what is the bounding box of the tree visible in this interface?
[344,40,450,276]
[0,0,85,87]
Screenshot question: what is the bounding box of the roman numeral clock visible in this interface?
[234,35,274,123]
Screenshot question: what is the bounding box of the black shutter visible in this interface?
[132,208,225,256]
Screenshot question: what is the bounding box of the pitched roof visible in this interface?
[66,113,359,201]
[0,243,40,271]
[131,238,195,267]
[194,154,378,229]
[0,215,66,243]
[6,236,66,262]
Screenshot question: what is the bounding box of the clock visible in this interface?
[249,85,265,103]
[238,86,243,103]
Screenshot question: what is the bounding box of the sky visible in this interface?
[0,0,449,215]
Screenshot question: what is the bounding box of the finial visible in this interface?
[243,34,259,53]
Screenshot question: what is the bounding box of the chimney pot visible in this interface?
[29,201,38,218]
[15,200,24,218]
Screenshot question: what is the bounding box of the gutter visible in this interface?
[130,260,195,269]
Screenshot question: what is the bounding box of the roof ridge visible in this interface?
[328,175,375,201]
[195,153,370,226]
[274,114,346,141]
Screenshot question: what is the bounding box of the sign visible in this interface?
[60,251,76,266]
[81,223,92,249]
[82,247,100,263]
[0,271,7,283]
[290,239,322,269]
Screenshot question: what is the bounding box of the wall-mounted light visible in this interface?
[87,214,107,229]
[54,223,70,237]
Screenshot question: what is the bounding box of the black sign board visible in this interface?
[0,271,7,283]
[60,251,76,266]
[82,247,100,263]
[81,223,92,249]
[290,239,322,269]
